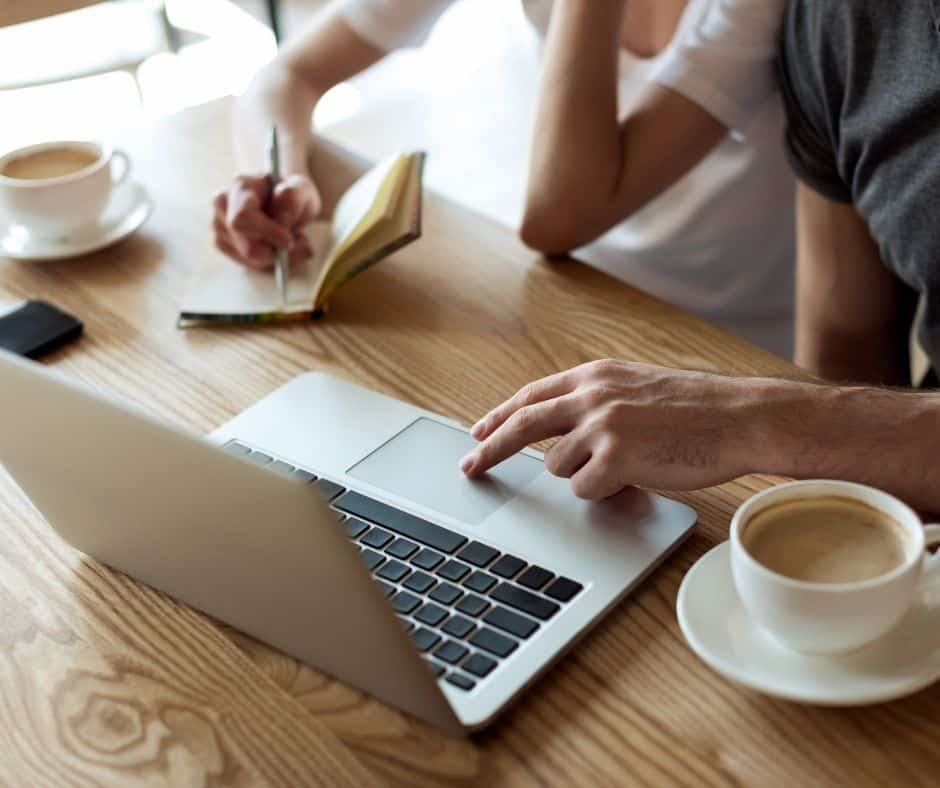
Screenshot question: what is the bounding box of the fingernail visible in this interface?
[470,420,484,438]
[460,454,475,473]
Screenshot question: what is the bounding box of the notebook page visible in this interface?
[311,154,425,312]
[328,154,409,260]
[180,222,332,318]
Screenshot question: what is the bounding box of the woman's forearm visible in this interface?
[234,10,386,176]
[522,0,726,254]
[523,0,625,252]
[237,65,321,177]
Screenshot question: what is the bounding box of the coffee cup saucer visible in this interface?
[0,180,152,262]
[677,541,940,705]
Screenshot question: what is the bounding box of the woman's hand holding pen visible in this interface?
[212,173,321,269]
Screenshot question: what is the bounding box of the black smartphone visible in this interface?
[0,300,83,358]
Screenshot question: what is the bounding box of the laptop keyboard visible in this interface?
[225,441,584,693]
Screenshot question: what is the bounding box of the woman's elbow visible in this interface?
[519,206,582,256]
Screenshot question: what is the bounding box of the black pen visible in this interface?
[267,125,288,308]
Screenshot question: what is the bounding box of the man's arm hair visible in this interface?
[521,0,726,255]
[236,8,387,175]
[795,183,918,385]
[753,378,940,514]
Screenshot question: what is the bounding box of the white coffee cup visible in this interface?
[0,140,130,238]
[730,480,940,656]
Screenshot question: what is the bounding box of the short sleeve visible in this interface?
[649,0,787,135]
[338,0,454,51]
[777,2,852,203]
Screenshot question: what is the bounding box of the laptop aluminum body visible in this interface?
[0,351,696,733]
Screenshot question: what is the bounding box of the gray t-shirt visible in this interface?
[779,1,940,372]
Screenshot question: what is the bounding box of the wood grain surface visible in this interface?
[1,98,938,787]
[0,1,103,27]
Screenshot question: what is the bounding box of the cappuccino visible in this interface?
[2,147,99,181]
[742,496,909,584]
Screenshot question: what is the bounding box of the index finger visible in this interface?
[470,370,576,440]
[272,178,322,227]
[227,189,293,249]
[461,395,577,477]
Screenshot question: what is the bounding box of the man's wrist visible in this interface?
[732,377,840,479]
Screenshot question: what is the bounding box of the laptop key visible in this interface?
[463,571,497,594]
[490,554,526,579]
[292,468,317,484]
[437,560,470,583]
[387,538,419,560]
[361,549,385,571]
[415,603,448,627]
[457,541,500,567]
[335,492,468,553]
[469,628,518,659]
[445,673,476,691]
[314,479,346,500]
[411,628,442,652]
[224,441,251,455]
[392,591,422,615]
[462,653,497,678]
[517,566,554,590]
[270,460,295,476]
[376,560,411,583]
[484,606,539,639]
[247,451,273,466]
[429,582,463,606]
[434,640,469,665]
[412,548,445,571]
[376,580,396,598]
[344,518,370,539]
[545,577,584,603]
[361,528,394,549]
[426,660,446,678]
[403,570,436,594]
[441,615,476,640]
[491,583,560,621]
[455,594,490,618]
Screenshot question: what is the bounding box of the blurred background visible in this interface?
[0,0,541,226]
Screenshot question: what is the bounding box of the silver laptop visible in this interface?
[0,350,695,734]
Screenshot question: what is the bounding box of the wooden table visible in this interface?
[0,98,935,787]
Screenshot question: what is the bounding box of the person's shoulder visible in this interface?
[659,0,785,64]
[338,0,456,52]
[785,0,886,27]
[649,0,786,134]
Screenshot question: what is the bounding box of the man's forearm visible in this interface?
[742,378,940,512]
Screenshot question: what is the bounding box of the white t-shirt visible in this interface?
[339,0,794,357]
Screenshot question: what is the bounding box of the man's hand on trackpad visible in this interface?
[460,359,766,500]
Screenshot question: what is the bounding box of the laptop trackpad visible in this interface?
[347,417,543,525]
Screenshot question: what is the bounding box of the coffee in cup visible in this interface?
[1,147,100,181]
[730,480,940,656]
[741,496,909,584]
[0,141,131,238]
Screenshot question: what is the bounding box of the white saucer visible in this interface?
[0,181,152,262]
[677,541,940,705]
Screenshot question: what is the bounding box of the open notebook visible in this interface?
[179,151,426,326]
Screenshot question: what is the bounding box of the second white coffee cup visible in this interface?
[731,480,940,656]
[0,140,130,238]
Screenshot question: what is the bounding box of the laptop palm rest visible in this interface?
[347,417,543,525]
